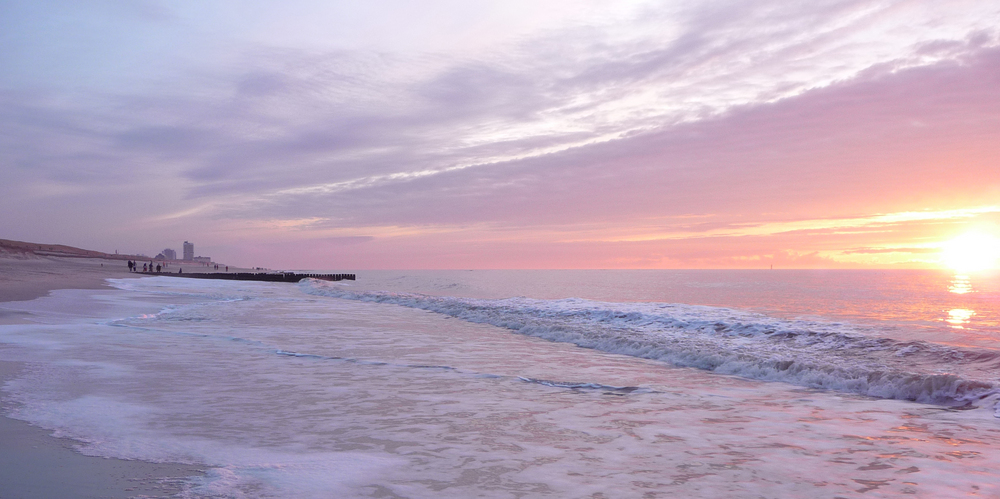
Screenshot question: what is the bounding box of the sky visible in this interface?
[2,0,999,270]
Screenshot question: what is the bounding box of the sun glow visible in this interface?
[941,232,1000,272]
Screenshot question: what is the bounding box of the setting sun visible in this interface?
[941,232,1000,272]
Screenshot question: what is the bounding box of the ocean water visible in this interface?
[1,269,999,498]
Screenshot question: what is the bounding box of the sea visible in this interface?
[1,269,999,498]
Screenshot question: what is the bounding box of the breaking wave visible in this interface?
[300,281,1000,411]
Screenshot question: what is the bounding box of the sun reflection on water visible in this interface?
[948,274,973,294]
[945,308,975,329]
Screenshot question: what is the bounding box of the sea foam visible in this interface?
[301,280,1000,410]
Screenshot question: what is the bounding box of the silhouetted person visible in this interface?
[143,263,147,272]
[156,264,161,273]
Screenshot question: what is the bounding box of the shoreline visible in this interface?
[0,360,205,499]
[0,256,209,498]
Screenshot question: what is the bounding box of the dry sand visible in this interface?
[0,254,136,304]
[0,254,212,498]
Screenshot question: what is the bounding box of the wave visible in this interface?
[517,377,652,394]
[276,349,457,371]
[299,281,1000,412]
[275,349,649,394]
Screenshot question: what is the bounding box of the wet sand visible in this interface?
[0,361,205,499]
[0,255,208,498]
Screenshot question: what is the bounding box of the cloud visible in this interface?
[2,1,999,267]
[841,247,938,255]
[321,236,374,245]
[230,43,1000,232]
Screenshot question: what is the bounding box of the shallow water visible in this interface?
[1,270,999,497]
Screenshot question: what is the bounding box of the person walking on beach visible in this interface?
[156,264,161,273]
[128,260,133,272]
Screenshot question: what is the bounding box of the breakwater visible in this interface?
[142,272,355,282]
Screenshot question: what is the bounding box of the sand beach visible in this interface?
[0,244,217,498]
[0,239,237,303]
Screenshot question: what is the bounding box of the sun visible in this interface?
[941,232,1000,272]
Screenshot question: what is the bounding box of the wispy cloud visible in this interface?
[598,206,1000,243]
[1,1,999,267]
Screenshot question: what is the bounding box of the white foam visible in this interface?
[301,281,1000,409]
[3,275,1000,498]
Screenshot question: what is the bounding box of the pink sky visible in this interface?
[1,1,999,269]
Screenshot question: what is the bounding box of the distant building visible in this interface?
[162,248,177,260]
[183,241,194,261]
[193,256,212,264]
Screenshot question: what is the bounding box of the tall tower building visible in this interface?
[183,241,194,261]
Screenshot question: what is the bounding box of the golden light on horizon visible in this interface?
[941,231,1000,273]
